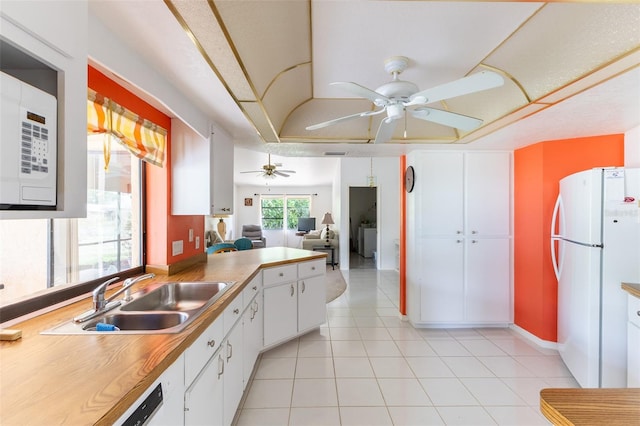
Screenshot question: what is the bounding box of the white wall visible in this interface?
[233,184,333,248]
[625,125,640,168]
[339,157,400,270]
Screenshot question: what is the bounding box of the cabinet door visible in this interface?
[243,294,263,388]
[184,350,224,426]
[420,238,464,323]
[465,152,510,237]
[419,152,464,236]
[465,238,510,322]
[223,323,244,426]
[298,275,326,332]
[211,130,234,215]
[263,282,297,346]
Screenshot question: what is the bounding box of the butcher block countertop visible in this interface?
[0,248,325,426]
[540,388,640,425]
[622,282,640,299]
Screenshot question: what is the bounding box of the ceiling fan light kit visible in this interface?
[306,56,505,144]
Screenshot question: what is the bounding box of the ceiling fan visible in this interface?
[306,56,504,144]
[240,153,296,179]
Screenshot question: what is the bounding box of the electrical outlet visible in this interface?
[195,236,200,249]
[188,229,194,242]
[172,240,183,256]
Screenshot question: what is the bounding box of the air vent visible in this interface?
[323,151,347,156]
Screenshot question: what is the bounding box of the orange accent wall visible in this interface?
[514,134,625,341]
[399,155,407,315]
[88,66,204,268]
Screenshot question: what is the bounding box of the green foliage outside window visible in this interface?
[261,196,311,230]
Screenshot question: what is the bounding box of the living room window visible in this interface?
[260,195,311,230]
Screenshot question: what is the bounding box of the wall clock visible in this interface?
[404,166,415,193]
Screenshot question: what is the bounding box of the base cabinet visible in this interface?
[184,350,224,426]
[223,323,244,426]
[263,260,326,348]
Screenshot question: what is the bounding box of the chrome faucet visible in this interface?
[74,273,155,323]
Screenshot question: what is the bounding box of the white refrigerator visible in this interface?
[551,168,640,388]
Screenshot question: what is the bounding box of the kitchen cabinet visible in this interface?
[0,1,88,219]
[409,151,512,326]
[116,354,185,426]
[628,294,640,387]
[223,322,244,426]
[263,260,326,348]
[242,277,263,386]
[185,349,224,426]
[171,123,233,215]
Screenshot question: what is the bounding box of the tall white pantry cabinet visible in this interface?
[406,151,512,326]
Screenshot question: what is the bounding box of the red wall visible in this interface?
[88,66,204,268]
[514,134,625,341]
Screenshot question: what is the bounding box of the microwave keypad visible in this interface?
[20,121,49,175]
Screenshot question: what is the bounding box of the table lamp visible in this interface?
[321,212,334,247]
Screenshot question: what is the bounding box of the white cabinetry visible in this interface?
[184,349,224,426]
[171,124,233,215]
[628,294,640,387]
[222,322,243,426]
[115,355,185,426]
[411,151,512,326]
[242,277,263,386]
[263,260,326,347]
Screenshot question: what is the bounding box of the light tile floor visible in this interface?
[235,269,578,426]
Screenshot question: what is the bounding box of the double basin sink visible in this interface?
[43,281,232,335]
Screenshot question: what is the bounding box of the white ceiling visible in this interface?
[89,1,640,186]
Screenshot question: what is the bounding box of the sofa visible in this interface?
[302,228,339,265]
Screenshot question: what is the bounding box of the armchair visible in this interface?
[241,224,266,248]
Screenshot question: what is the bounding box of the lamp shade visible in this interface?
[321,212,334,225]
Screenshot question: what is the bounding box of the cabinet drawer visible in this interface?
[263,264,297,286]
[185,317,223,385]
[224,294,244,336]
[243,275,262,308]
[629,295,640,328]
[298,259,325,279]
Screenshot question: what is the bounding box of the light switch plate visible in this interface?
[195,236,200,249]
[188,229,194,242]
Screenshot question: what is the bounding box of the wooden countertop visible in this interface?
[540,388,640,425]
[622,282,640,299]
[0,248,325,426]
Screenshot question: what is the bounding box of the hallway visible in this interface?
[235,269,575,425]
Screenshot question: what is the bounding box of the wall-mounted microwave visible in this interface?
[0,71,57,210]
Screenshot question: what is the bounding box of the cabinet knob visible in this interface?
[637,310,640,317]
[456,230,462,234]
[252,285,257,291]
[233,308,239,314]
[279,272,284,277]
[207,339,216,347]
[456,240,463,243]
[472,240,478,244]
[311,266,316,270]
[290,284,295,297]
[472,230,478,234]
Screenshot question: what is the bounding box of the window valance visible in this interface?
[87,89,167,168]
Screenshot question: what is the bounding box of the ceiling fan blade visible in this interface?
[240,170,264,174]
[408,71,504,105]
[411,107,483,131]
[306,108,385,130]
[331,82,390,106]
[274,171,290,177]
[277,169,296,173]
[373,118,398,144]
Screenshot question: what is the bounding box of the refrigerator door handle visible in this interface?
[551,195,564,281]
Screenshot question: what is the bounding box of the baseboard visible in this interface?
[146,253,207,276]
[510,324,558,350]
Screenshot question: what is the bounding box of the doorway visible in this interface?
[348,186,377,270]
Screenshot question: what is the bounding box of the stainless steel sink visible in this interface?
[82,312,189,331]
[42,281,232,335]
[120,282,228,312]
